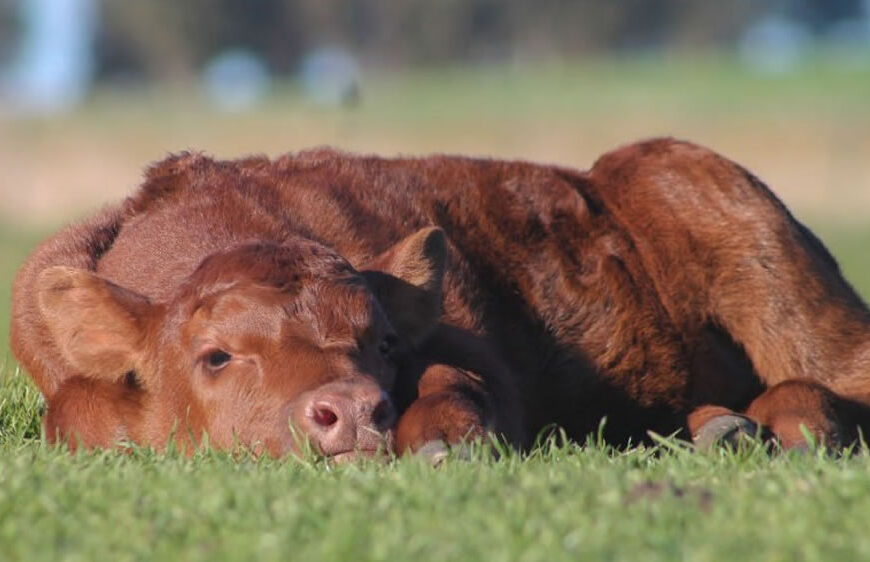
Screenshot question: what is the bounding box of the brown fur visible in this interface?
[10,138,870,456]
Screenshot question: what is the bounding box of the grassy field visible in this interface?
[1,56,870,561]
[5,371,870,562]
[2,54,870,225]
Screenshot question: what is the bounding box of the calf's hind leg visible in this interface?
[589,138,870,449]
[744,379,846,449]
[689,379,853,450]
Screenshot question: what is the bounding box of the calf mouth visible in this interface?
[322,428,396,464]
[328,447,390,464]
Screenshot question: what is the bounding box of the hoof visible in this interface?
[693,414,759,450]
[415,440,450,466]
[414,440,475,465]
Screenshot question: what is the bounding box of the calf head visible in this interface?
[36,227,446,460]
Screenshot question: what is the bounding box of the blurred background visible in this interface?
[0,2,868,354]
[1,0,869,224]
[0,0,868,359]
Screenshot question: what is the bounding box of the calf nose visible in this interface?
[300,381,396,458]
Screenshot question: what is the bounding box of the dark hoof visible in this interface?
[693,414,759,450]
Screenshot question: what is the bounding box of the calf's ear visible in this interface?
[36,266,157,383]
[361,227,447,346]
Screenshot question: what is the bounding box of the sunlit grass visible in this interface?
[1,222,869,559]
[4,361,870,561]
[1,56,868,560]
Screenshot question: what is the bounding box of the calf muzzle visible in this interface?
[295,379,396,460]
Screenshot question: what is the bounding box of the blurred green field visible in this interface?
[2,55,869,226]
[1,57,869,561]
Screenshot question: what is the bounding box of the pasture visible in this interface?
[1,56,869,560]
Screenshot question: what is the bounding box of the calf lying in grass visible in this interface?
[10,138,870,460]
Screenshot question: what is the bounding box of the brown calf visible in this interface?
[10,138,870,459]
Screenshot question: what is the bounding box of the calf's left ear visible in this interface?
[361,227,447,346]
[36,266,158,384]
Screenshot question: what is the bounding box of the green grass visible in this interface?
[1,56,870,560]
[4,367,870,561]
[1,226,868,561]
[0,228,46,357]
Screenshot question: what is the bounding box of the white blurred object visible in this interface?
[2,0,97,115]
[202,49,271,112]
[738,15,812,74]
[299,47,361,107]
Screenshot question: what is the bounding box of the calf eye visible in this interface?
[378,335,397,360]
[204,349,232,371]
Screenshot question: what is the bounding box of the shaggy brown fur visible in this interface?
[10,138,870,457]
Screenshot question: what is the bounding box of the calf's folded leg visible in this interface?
[395,364,492,455]
[590,139,870,448]
[690,378,870,450]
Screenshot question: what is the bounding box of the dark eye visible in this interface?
[378,335,397,360]
[204,349,232,371]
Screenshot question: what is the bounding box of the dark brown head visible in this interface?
[36,227,447,460]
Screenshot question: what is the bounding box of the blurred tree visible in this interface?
[98,0,295,81]
[668,1,763,47]
[0,0,22,65]
[36,0,864,84]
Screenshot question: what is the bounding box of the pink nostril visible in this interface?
[311,405,338,428]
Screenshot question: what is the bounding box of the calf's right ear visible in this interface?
[36,266,157,383]
[361,227,447,346]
